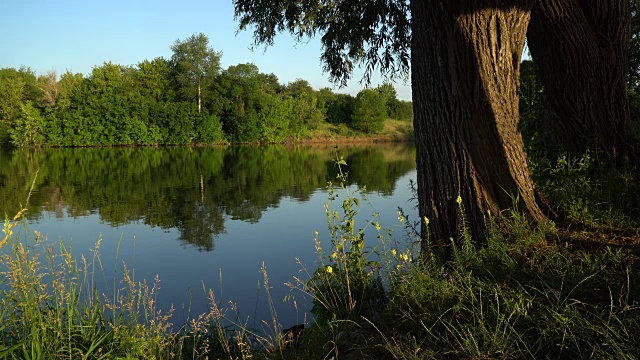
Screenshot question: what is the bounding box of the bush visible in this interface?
[9,101,46,147]
[351,89,386,134]
[195,112,225,144]
[324,93,355,124]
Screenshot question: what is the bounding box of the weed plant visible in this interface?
[281,155,418,358]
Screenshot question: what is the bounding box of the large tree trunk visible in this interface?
[527,0,633,156]
[411,1,546,253]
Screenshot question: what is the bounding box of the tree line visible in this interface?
[0,33,413,148]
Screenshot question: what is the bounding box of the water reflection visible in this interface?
[0,144,416,252]
[1,143,417,329]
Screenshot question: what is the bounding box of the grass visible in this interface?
[282,214,638,359]
[1,152,640,359]
[305,119,413,143]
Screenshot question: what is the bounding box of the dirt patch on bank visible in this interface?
[294,133,413,145]
[294,119,414,145]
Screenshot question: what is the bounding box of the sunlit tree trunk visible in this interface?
[198,83,202,113]
[527,0,633,156]
[411,1,546,253]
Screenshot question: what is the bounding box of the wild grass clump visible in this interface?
[0,207,177,359]
[280,155,418,358]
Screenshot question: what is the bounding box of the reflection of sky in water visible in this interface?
[24,170,417,330]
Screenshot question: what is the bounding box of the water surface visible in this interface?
[0,143,417,329]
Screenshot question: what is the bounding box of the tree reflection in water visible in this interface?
[0,143,416,252]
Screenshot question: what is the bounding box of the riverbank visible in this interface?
[2,118,414,149]
[189,118,414,147]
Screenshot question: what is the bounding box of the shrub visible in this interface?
[351,89,386,134]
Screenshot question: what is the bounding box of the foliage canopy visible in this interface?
[234,0,411,86]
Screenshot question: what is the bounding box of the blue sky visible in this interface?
[0,0,412,100]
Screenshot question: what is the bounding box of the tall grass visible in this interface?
[0,207,177,359]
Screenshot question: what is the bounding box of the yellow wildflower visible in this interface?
[424,216,429,225]
[456,195,462,204]
[390,249,397,256]
[326,265,333,274]
[400,253,409,262]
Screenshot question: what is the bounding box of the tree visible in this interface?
[36,70,59,108]
[170,33,222,113]
[234,1,546,248]
[376,82,396,117]
[389,99,413,121]
[216,63,264,141]
[136,57,173,102]
[256,93,294,142]
[412,2,545,245]
[0,68,26,144]
[0,67,39,145]
[376,82,413,121]
[56,70,84,111]
[9,101,46,147]
[285,79,325,130]
[284,79,314,97]
[322,91,355,124]
[527,0,634,156]
[351,88,386,134]
[89,62,135,95]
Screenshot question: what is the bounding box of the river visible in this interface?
[0,143,418,331]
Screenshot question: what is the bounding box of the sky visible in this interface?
[0,0,412,100]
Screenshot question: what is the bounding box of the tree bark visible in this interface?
[411,1,546,253]
[527,0,633,156]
